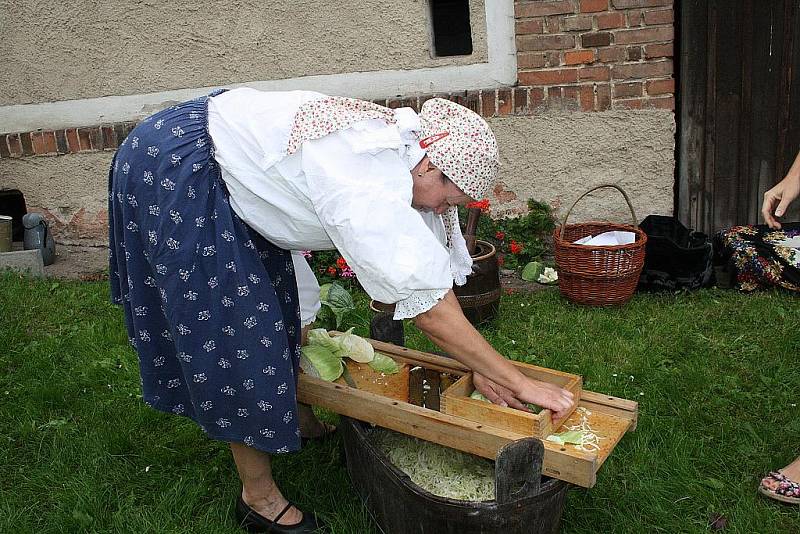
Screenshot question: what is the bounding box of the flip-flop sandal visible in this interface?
[758,471,800,505]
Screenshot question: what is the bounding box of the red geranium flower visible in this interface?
[510,240,523,255]
[327,266,337,276]
[495,231,505,241]
[336,256,348,270]
[466,199,490,213]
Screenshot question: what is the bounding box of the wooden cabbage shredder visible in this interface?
[298,335,637,489]
[299,208,637,490]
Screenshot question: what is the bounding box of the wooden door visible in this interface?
[678,0,800,234]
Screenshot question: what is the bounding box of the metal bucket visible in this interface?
[0,215,12,252]
[453,240,501,325]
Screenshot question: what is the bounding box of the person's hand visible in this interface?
[762,167,800,229]
[473,372,575,422]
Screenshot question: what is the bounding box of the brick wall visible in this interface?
[515,0,674,111]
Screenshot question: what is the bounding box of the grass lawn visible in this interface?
[1,271,799,533]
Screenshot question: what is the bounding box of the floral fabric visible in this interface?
[108,91,303,454]
[715,223,800,292]
[418,98,499,201]
[286,96,396,155]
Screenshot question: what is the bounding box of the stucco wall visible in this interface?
[0,152,112,244]
[0,109,674,245]
[489,110,675,223]
[0,0,487,106]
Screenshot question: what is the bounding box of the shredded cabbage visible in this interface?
[547,407,602,451]
[369,428,495,501]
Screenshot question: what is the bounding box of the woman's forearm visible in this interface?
[412,290,525,394]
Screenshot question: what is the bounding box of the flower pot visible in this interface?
[453,240,501,325]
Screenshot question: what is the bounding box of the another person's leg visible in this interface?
[760,455,800,503]
[230,442,303,525]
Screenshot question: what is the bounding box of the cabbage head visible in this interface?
[521,261,544,282]
[307,328,341,352]
[300,345,343,382]
[334,328,375,363]
[368,352,400,374]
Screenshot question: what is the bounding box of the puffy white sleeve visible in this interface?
[300,130,453,318]
[291,251,321,327]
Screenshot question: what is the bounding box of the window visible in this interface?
[430,0,473,57]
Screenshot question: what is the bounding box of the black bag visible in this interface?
[637,215,713,291]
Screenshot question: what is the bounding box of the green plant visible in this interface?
[461,199,556,270]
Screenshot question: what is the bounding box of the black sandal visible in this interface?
[235,495,325,533]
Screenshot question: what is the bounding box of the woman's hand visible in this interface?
[762,152,800,229]
[473,372,575,422]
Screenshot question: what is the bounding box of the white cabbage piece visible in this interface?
[470,390,490,402]
[334,328,375,363]
[537,267,559,284]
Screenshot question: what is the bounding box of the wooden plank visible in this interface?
[407,366,425,407]
[745,0,782,225]
[678,0,710,231]
[778,0,800,222]
[297,374,600,487]
[552,407,633,470]
[579,390,638,431]
[366,338,470,374]
[709,0,742,231]
[335,360,410,402]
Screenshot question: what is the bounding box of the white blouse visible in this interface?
[207,88,471,321]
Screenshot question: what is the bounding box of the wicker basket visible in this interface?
[553,184,647,306]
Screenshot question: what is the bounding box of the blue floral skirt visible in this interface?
[108,91,303,453]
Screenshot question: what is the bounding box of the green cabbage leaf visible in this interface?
[300,345,343,382]
[368,351,400,374]
[545,430,585,445]
[319,282,355,328]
